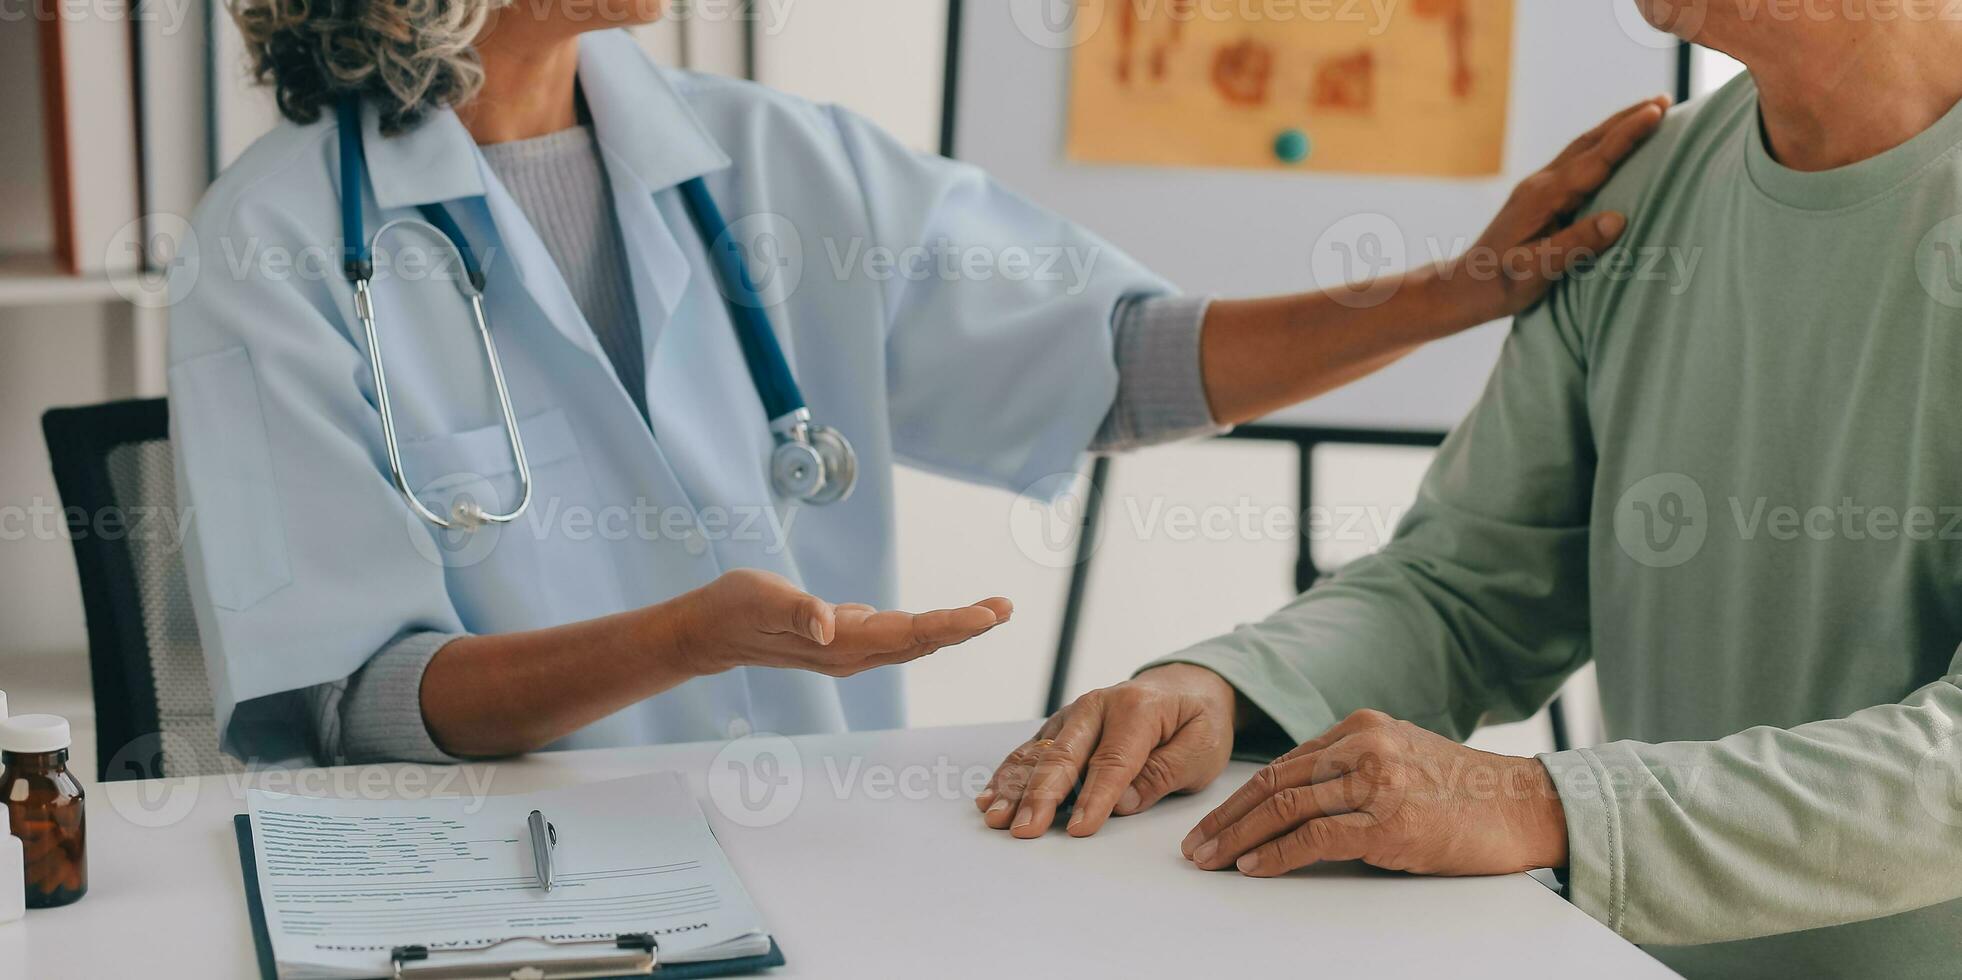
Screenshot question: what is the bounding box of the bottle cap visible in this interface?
[0,714,71,754]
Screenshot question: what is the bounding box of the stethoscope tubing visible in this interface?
[335,95,855,530]
[353,217,533,531]
[674,176,808,427]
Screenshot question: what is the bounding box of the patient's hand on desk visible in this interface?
[976,664,1237,838]
[1182,710,1568,878]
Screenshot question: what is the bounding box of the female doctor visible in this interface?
[169,0,1665,764]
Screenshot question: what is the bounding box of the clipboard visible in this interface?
[233,815,788,980]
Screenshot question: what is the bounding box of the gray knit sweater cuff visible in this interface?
[1092,294,1227,453]
[305,632,466,765]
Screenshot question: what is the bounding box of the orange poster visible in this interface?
[1065,0,1516,177]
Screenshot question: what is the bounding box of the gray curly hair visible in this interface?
[230,0,508,135]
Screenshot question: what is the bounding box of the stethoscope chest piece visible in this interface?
[806,425,858,505]
[770,413,858,505]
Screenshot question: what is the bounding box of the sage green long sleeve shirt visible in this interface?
[1157,75,1962,978]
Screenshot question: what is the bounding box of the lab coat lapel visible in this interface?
[576,31,731,196]
[600,146,691,363]
[476,176,610,366]
[356,101,484,210]
[578,28,732,368]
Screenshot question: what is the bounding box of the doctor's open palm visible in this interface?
[672,569,1014,678]
[419,570,1012,758]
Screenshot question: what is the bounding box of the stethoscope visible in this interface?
[335,98,858,533]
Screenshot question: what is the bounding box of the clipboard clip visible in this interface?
[390,933,659,980]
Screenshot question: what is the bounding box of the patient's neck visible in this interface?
[1731,21,1962,172]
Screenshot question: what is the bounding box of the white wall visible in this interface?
[755,1,947,152]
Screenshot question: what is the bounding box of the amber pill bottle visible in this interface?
[0,714,87,909]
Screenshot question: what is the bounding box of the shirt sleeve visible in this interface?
[824,104,1181,493]
[1539,654,1962,946]
[1145,285,1597,747]
[305,632,467,765]
[1090,294,1227,453]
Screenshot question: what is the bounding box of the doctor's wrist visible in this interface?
[645,596,731,679]
[1421,260,1510,334]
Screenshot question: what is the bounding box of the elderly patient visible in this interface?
[978,4,1962,977]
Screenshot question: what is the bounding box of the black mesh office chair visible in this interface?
[42,398,237,782]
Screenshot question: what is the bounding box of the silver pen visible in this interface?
[527,809,557,893]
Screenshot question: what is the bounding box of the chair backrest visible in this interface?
[41,398,238,782]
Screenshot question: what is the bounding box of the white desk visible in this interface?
[3,723,1676,978]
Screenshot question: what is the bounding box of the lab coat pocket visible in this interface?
[395,407,623,628]
[169,347,293,612]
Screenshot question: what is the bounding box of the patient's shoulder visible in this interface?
[1531,77,1758,358]
[1588,72,1759,220]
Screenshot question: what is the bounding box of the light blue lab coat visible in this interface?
[168,29,1168,761]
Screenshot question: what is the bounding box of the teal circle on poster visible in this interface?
[1274,128,1312,165]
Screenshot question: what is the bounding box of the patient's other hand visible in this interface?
[1182,709,1568,878]
[976,664,1237,839]
[1460,95,1671,320]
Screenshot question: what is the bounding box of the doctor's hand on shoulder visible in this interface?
[1197,95,1666,428]
[1451,94,1671,320]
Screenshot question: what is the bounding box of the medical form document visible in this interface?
[243,772,774,979]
